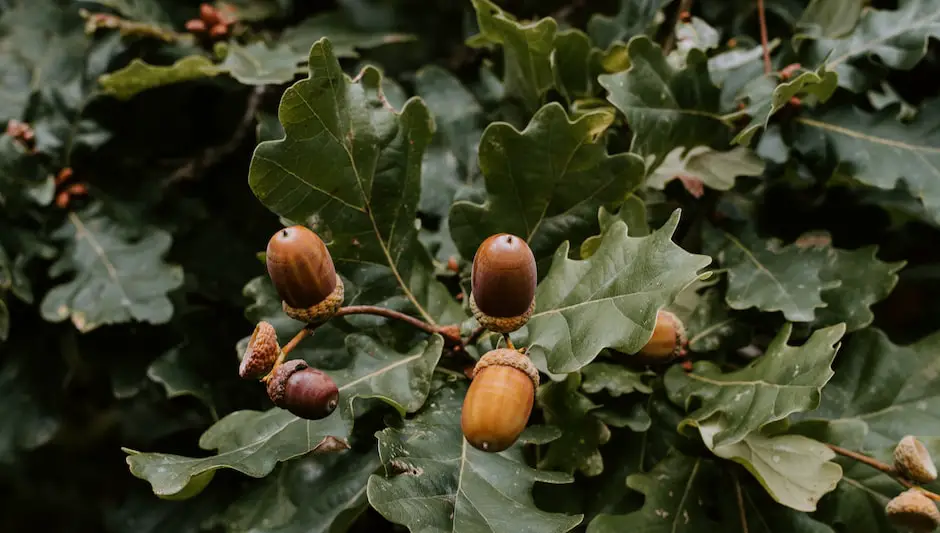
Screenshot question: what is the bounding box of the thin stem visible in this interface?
[733,470,749,533]
[503,334,516,351]
[826,444,940,501]
[261,325,316,383]
[335,305,461,345]
[663,0,695,54]
[757,0,772,74]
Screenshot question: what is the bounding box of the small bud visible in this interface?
[185,18,207,32]
[266,359,339,420]
[461,348,538,453]
[895,436,938,484]
[199,3,220,24]
[239,321,280,379]
[208,23,227,38]
[886,489,940,533]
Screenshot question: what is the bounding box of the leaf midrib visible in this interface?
[68,212,133,309]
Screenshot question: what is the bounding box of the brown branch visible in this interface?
[335,305,462,346]
[163,85,266,186]
[732,470,749,533]
[757,0,772,74]
[826,444,940,501]
[663,0,695,54]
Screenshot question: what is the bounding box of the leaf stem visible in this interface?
[757,0,772,74]
[335,305,462,346]
[825,444,940,501]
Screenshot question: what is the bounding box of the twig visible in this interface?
[335,305,462,346]
[503,334,515,351]
[756,0,772,74]
[732,470,749,533]
[663,0,695,54]
[262,325,316,382]
[826,444,940,501]
[163,85,266,186]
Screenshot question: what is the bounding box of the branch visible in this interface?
[335,305,462,346]
[826,444,940,501]
[757,0,772,74]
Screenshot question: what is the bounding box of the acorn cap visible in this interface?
[895,435,938,484]
[471,234,536,318]
[266,226,337,309]
[472,348,539,389]
[266,359,339,420]
[886,488,940,533]
[239,321,280,379]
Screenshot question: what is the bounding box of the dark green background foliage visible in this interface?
[2,0,940,531]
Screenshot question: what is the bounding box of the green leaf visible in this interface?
[797,0,866,38]
[795,98,940,226]
[209,448,380,533]
[279,11,415,60]
[664,323,846,448]
[587,450,726,533]
[732,65,838,146]
[147,346,217,418]
[581,362,653,396]
[98,56,221,100]
[579,199,649,258]
[682,287,738,353]
[600,36,726,164]
[124,334,443,497]
[704,225,839,322]
[698,418,841,512]
[218,42,301,85]
[248,38,463,325]
[0,352,60,463]
[537,373,611,477]
[468,0,558,114]
[587,0,669,50]
[646,146,765,192]
[449,103,645,267]
[527,213,711,374]
[367,381,583,533]
[804,327,940,449]
[40,206,184,332]
[799,0,940,91]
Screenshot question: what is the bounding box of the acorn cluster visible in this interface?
[238,225,343,421]
[886,436,940,533]
[184,3,236,40]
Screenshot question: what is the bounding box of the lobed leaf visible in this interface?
[537,373,610,477]
[124,335,442,497]
[527,213,712,374]
[664,322,846,448]
[646,145,765,192]
[368,381,583,533]
[98,56,221,100]
[580,362,653,396]
[587,0,669,50]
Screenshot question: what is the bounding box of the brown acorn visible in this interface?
[469,234,537,334]
[266,359,339,420]
[239,321,280,379]
[631,310,687,365]
[461,348,539,453]
[895,436,938,484]
[266,225,344,324]
[886,488,940,533]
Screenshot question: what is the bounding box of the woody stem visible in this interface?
[335,305,462,346]
[826,444,940,501]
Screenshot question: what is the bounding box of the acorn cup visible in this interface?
[239,321,280,379]
[895,435,939,484]
[266,359,339,420]
[461,348,539,453]
[630,310,688,365]
[886,488,940,533]
[266,225,344,324]
[469,234,537,334]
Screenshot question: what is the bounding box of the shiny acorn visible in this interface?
[886,488,940,533]
[469,234,537,334]
[266,359,339,420]
[266,225,344,324]
[461,348,539,453]
[895,436,938,484]
[239,321,281,379]
[630,310,687,365]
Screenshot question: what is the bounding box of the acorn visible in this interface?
[886,488,940,533]
[266,225,344,324]
[461,348,539,453]
[895,436,938,484]
[469,234,537,334]
[631,310,687,365]
[266,359,339,420]
[239,321,280,379]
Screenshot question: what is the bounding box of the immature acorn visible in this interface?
[469,234,537,334]
[266,359,339,420]
[895,435,938,484]
[266,225,344,324]
[886,488,940,533]
[461,348,539,453]
[630,310,687,365]
[239,321,280,379]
